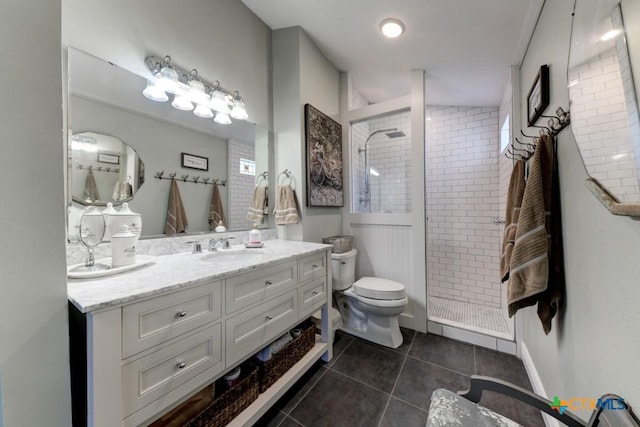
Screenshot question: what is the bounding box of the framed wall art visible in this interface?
[527,64,550,126]
[181,152,209,171]
[304,104,344,207]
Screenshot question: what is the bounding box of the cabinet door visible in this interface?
[226,290,298,366]
[122,281,222,358]
[298,276,327,319]
[122,323,223,418]
[298,252,326,284]
[225,261,297,314]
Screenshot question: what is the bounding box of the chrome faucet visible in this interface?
[209,237,234,251]
[186,241,202,254]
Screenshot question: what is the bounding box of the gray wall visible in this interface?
[519,0,640,419]
[0,0,72,425]
[62,0,272,130]
[272,27,342,242]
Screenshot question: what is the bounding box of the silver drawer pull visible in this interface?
[265,315,273,321]
[312,264,318,269]
[265,280,273,286]
[176,361,187,369]
[176,311,187,318]
[312,290,320,295]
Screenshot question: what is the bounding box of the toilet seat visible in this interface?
[344,288,409,308]
[353,277,406,300]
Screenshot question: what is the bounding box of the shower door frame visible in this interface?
[340,71,427,333]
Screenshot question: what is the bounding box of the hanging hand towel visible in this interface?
[246,186,268,224]
[507,134,564,334]
[208,183,226,230]
[274,185,300,225]
[500,160,526,282]
[164,179,188,235]
[112,180,121,202]
[120,181,133,201]
[82,168,100,202]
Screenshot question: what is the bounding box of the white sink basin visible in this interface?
[198,247,264,263]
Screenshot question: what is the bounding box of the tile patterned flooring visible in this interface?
[255,329,545,427]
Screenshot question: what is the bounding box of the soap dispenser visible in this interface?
[215,221,226,233]
[248,224,262,247]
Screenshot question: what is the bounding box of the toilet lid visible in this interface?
[353,277,406,300]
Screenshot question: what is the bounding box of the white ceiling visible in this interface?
[241,0,542,106]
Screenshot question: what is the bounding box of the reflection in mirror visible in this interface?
[69,131,144,206]
[66,48,271,239]
[568,0,640,203]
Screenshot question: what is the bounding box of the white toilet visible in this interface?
[331,249,408,348]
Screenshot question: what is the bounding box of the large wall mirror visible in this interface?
[569,0,640,214]
[67,48,273,240]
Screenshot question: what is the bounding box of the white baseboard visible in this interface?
[520,342,560,427]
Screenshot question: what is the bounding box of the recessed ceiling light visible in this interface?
[380,18,405,38]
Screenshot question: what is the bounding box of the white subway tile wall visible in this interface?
[569,42,640,202]
[351,110,412,213]
[228,139,256,230]
[426,106,502,307]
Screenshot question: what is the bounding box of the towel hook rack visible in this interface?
[154,171,226,186]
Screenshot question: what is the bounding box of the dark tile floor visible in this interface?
[254,329,545,427]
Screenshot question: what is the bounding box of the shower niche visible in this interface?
[350,109,412,214]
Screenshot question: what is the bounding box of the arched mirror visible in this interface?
[568,0,640,214]
[69,131,144,206]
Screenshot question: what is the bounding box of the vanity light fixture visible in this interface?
[600,29,621,41]
[380,18,405,38]
[143,55,249,124]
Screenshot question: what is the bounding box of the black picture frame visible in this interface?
[181,152,209,171]
[97,152,120,165]
[304,104,344,207]
[527,64,550,127]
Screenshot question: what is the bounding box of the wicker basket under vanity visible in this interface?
[255,320,316,392]
[150,362,259,427]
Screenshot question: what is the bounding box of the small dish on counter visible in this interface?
[67,255,157,279]
[245,242,264,249]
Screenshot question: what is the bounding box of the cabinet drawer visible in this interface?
[298,252,326,283]
[225,261,297,314]
[298,276,327,319]
[122,323,223,418]
[226,290,298,366]
[122,282,222,358]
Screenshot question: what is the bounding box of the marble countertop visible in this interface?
[67,240,331,313]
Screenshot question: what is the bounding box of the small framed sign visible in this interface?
[527,64,550,127]
[181,152,209,171]
[97,152,120,165]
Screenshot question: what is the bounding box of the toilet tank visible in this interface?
[330,249,357,291]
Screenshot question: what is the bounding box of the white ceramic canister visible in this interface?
[109,202,142,240]
[111,225,137,267]
[101,202,118,241]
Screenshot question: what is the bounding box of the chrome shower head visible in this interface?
[385,130,406,138]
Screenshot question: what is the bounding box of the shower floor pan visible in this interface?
[428,297,514,340]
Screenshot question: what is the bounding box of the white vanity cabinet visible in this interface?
[68,242,332,427]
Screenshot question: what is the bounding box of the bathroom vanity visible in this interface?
[67,240,332,427]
